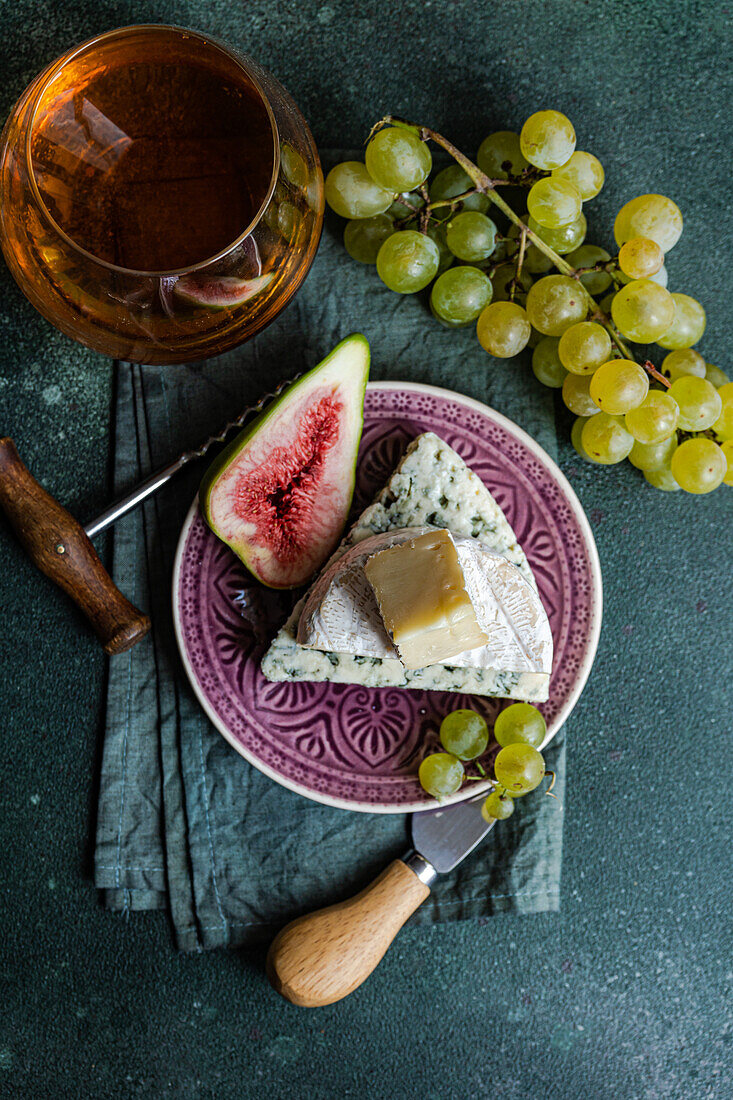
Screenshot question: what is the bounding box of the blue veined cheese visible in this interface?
[261,433,551,701]
[348,432,534,587]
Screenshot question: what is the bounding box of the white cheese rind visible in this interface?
[261,432,551,702]
[296,528,553,675]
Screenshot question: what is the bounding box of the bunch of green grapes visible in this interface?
[326,112,731,496]
[418,704,548,823]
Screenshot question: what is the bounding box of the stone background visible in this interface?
[0,2,731,1097]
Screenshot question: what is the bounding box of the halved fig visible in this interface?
[200,335,370,588]
[174,272,273,310]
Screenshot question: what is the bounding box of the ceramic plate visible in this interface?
[172,382,602,813]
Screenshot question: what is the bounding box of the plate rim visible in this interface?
[172,380,603,813]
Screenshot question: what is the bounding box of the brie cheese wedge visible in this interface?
[261,432,554,701]
[297,528,552,676]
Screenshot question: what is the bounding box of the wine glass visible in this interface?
[0,25,324,364]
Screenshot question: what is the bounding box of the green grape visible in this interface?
[706,363,729,388]
[343,215,395,264]
[566,245,612,296]
[365,127,432,192]
[617,264,669,289]
[494,743,545,796]
[494,703,547,749]
[439,709,489,760]
[387,192,425,220]
[644,466,681,491]
[628,432,678,471]
[520,110,576,170]
[532,337,567,388]
[528,327,544,348]
[431,267,492,326]
[507,218,553,273]
[418,752,465,799]
[325,161,394,218]
[720,440,733,485]
[551,150,604,200]
[526,275,590,336]
[649,265,668,288]
[477,301,531,357]
[527,177,582,228]
[476,131,529,179]
[624,391,679,443]
[611,278,676,342]
[376,230,440,293]
[491,236,514,264]
[528,212,587,254]
[428,223,454,275]
[571,416,595,461]
[711,382,733,440]
[524,242,555,274]
[616,264,670,290]
[618,236,664,279]
[481,790,515,822]
[668,376,723,430]
[656,293,706,350]
[281,143,308,188]
[445,211,498,262]
[490,263,533,302]
[429,164,489,217]
[589,359,649,414]
[614,194,683,252]
[662,348,706,382]
[563,372,598,416]
[490,261,530,301]
[581,413,634,464]
[558,321,612,375]
[670,437,727,494]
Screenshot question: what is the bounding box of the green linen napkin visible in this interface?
[94,155,566,951]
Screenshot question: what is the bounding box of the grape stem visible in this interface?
[590,309,634,359]
[426,189,478,214]
[641,359,672,389]
[510,226,528,301]
[418,183,431,233]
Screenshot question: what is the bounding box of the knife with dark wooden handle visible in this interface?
[0,377,298,651]
[0,437,150,654]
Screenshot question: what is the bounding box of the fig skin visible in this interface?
[200,334,370,588]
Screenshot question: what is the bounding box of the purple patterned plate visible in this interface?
[172,383,602,813]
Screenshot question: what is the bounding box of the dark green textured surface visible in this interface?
[0,2,731,1097]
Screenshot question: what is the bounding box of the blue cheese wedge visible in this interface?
[261,432,552,701]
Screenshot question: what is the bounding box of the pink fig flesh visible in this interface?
[201,335,369,588]
[174,272,273,309]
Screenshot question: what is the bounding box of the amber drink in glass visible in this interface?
[0,25,324,363]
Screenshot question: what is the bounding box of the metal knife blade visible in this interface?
[407,791,496,880]
[83,373,300,538]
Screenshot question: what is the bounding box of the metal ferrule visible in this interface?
[402,849,438,886]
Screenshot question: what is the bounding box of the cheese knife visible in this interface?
[266,792,495,1007]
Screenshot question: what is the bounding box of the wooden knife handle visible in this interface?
[266,860,431,1007]
[0,437,151,654]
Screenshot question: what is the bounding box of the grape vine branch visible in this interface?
[371,114,662,386]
